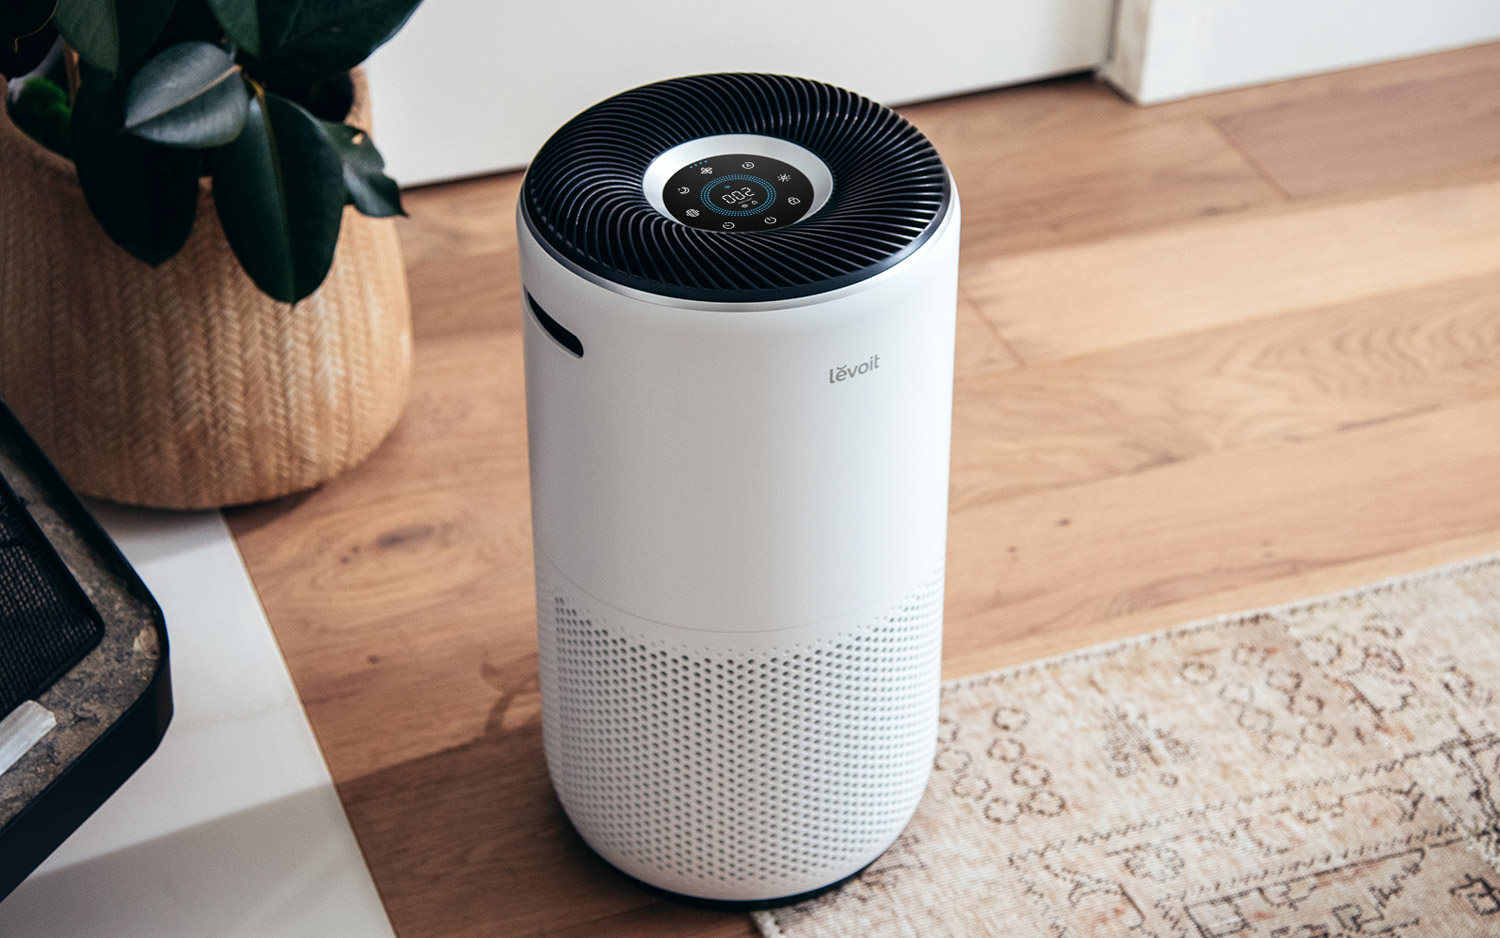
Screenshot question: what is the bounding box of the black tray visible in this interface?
[0,402,173,902]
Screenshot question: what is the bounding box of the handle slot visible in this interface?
[527,292,584,358]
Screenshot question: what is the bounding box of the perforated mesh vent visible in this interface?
[536,569,944,899]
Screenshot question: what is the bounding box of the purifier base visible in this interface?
[595,849,879,911]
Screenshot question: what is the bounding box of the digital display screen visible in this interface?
[662,154,815,232]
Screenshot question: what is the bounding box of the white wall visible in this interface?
[364,0,1115,185]
[1105,0,1500,103]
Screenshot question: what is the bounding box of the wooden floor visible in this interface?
[226,44,1500,938]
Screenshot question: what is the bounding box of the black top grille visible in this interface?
[522,73,952,303]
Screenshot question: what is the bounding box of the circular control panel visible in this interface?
[662,154,815,232]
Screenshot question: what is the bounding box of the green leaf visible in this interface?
[71,67,199,266]
[203,0,258,55]
[213,91,345,303]
[0,0,57,52]
[236,0,424,85]
[125,41,247,148]
[317,120,403,217]
[52,0,175,73]
[10,75,72,157]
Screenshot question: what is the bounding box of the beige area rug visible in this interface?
[754,555,1500,938]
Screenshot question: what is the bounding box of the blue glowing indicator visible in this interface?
[701,174,777,216]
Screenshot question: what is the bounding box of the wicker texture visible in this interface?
[0,71,411,509]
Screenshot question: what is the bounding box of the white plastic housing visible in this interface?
[520,192,960,902]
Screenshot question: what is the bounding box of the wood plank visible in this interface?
[919,111,1282,260]
[541,904,752,938]
[397,172,524,269]
[1215,65,1500,199]
[944,395,1500,668]
[951,270,1500,508]
[229,329,534,775]
[942,527,1500,680]
[899,77,1137,159]
[965,178,1500,362]
[404,248,520,340]
[955,287,1022,376]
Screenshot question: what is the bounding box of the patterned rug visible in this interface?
[754,555,1500,938]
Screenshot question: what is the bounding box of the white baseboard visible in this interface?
[1104,0,1500,104]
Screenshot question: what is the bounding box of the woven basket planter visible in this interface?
[0,70,412,510]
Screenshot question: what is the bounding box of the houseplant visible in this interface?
[0,0,422,509]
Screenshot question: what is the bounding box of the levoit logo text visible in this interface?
[829,354,881,385]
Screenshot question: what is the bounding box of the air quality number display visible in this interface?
[662,154,815,232]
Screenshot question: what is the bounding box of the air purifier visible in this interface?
[519,73,959,905]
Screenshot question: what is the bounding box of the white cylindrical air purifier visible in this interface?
[518,73,959,905]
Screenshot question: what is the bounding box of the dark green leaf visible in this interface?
[213,91,345,303]
[0,0,56,51]
[125,41,247,148]
[317,119,403,217]
[53,0,175,73]
[0,21,56,78]
[203,0,257,54]
[238,0,424,85]
[71,67,199,265]
[148,0,229,56]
